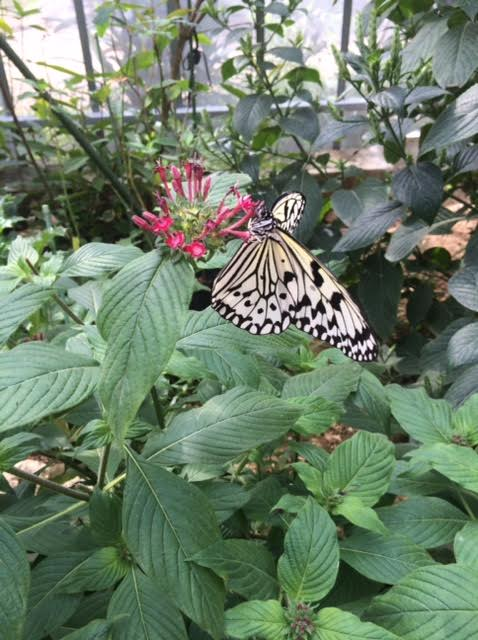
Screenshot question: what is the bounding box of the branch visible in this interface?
[8,466,91,502]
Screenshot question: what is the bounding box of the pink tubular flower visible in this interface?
[153,215,173,233]
[166,231,185,249]
[184,240,207,259]
[133,160,262,259]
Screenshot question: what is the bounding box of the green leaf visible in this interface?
[108,568,188,640]
[225,600,287,640]
[293,462,325,499]
[376,497,468,548]
[197,481,249,523]
[0,343,98,432]
[98,253,193,440]
[454,521,478,569]
[0,432,42,471]
[313,607,399,640]
[449,265,478,311]
[25,552,87,640]
[389,459,453,497]
[280,107,319,141]
[332,179,388,226]
[453,395,478,445]
[324,432,395,506]
[456,0,478,19]
[334,496,388,535]
[401,18,448,72]
[365,564,478,639]
[448,322,478,367]
[422,85,478,153]
[178,308,305,356]
[0,284,53,345]
[277,499,339,602]
[289,442,329,471]
[340,530,434,584]
[61,619,113,640]
[206,172,252,208]
[191,349,260,388]
[60,546,129,593]
[243,477,287,522]
[270,46,303,64]
[143,387,301,465]
[387,385,453,444]
[193,539,278,600]
[88,490,122,546]
[432,23,478,88]
[404,86,449,105]
[445,363,478,407]
[282,363,361,404]
[233,95,273,140]
[358,253,403,340]
[412,443,478,492]
[343,370,391,434]
[122,452,224,638]
[334,202,404,252]
[392,163,443,221]
[61,243,142,277]
[0,519,30,640]
[385,218,429,262]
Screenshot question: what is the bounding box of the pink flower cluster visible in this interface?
[132,161,258,260]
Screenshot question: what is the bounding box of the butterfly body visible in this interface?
[212,192,378,362]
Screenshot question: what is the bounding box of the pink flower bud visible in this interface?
[166,231,185,249]
[142,211,159,224]
[153,215,174,234]
[132,215,151,231]
[184,240,207,259]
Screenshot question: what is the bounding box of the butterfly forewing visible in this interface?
[270,192,305,233]
[212,192,378,361]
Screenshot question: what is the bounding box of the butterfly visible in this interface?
[211,192,378,362]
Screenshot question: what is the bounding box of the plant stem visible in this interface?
[151,385,166,429]
[97,443,111,489]
[25,258,85,326]
[458,491,476,520]
[8,466,91,502]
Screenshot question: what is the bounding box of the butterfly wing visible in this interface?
[270,192,306,233]
[211,237,295,335]
[212,229,377,361]
[275,229,377,361]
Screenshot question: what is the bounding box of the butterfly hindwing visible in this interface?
[270,192,305,233]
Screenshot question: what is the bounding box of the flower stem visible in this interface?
[151,385,166,429]
[97,443,111,489]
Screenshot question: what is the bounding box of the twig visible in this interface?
[26,258,85,326]
[97,443,111,489]
[8,466,91,502]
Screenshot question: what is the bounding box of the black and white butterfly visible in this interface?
[212,192,378,362]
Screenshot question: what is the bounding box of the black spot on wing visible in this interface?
[311,261,324,287]
[330,291,343,310]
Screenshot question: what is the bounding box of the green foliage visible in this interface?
[1,1,478,638]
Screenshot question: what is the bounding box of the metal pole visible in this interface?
[337,0,353,98]
[72,0,99,112]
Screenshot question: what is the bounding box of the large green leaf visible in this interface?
[0,343,98,432]
[0,284,53,345]
[376,497,468,548]
[323,432,395,506]
[340,530,434,584]
[107,568,188,640]
[334,202,405,252]
[334,496,388,536]
[387,385,453,444]
[277,499,339,602]
[143,387,301,465]
[60,546,129,593]
[197,481,249,523]
[282,363,361,403]
[412,443,478,492]
[24,552,87,640]
[422,85,478,153]
[385,218,429,262]
[225,600,288,640]
[61,620,113,640]
[448,265,478,311]
[401,17,447,72]
[61,242,143,277]
[233,95,273,140]
[312,608,399,640]
[332,179,387,226]
[0,519,30,640]
[193,539,278,600]
[342,370,391,434]
[177,308,305,356]
[454,521,478,569]
[358,253,402,340]
[392,163,442,222]
[122,452,224,638]
[432,23,478,88]
[190,349,260,388]
[98,253,193,439]
[448,322,478,367]
[366,564,478,639]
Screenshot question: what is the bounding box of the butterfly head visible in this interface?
[248,201,276,239]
